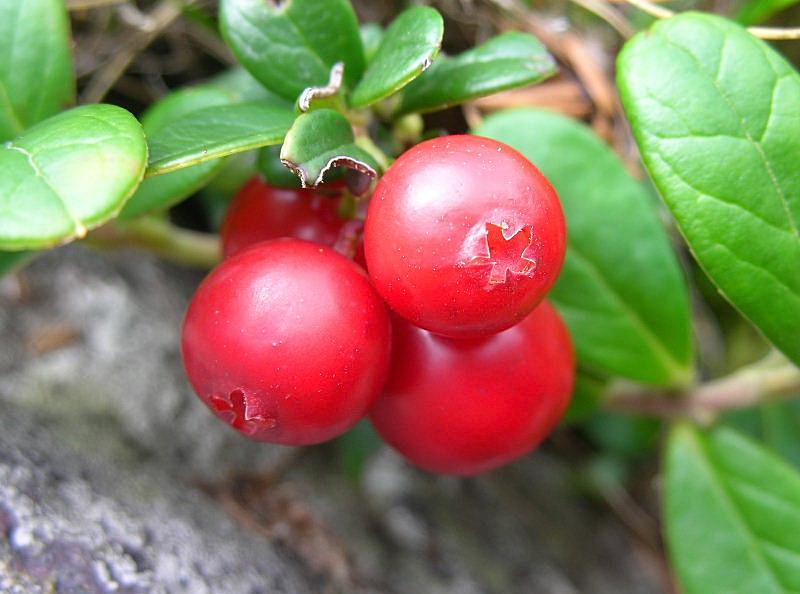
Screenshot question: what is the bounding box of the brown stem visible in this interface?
[605,353,800,423]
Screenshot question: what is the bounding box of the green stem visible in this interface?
[85,217,221,269]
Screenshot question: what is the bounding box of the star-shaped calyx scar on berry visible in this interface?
[467,222,537,285]
[210,389,277,435]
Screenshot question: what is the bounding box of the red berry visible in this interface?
[221,176,346,258]
[364,135,566,338]
[182,239,392,445]
[370,301,574,475]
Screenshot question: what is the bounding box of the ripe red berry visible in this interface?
[182,239,392,445]
[221,176,346,258]
[364,135,566,338]
[370,301,574,475]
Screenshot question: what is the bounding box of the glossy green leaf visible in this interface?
[0,250,34,277]
[219,0,365,102]
[120,87,233,220]
[146,102,295,176]
[724,399,800,468]
[206,67,292,105]
[280,109,378,187]
[476,109,693,385]
[349,6,443,109]
[738,0,800,24]
[618,13,800,367]
[0,105,146,250]
[0,0,75,142]
[399,32,556,115]
[360,23,383,63]
[665,424,800,594]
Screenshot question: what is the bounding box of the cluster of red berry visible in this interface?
[182,135,575,475]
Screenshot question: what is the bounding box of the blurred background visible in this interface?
[2,1,798,592]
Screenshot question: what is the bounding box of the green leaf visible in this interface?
[476,109,694,385]
[219,0,365,102]
[563,372,606,424]
[723,399,800,468]
[0,0,75,142]
[0,250,34,277]
[399,32,556,115]
[349,6,443,109]
[360,23,383,63]
[738,0,800,25]
[337,420,381,482]
[280,109,377,187]
[584,412,660,460]
[618,13,800,367]
[120,87,233,220]
[665,424,800,594]
[146,102,295,176]
[258,145,301,189]
[206,67,292,104]
[0,104,147,250]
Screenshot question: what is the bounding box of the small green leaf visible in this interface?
[723,399,800,468]
[337,420,381,482]
[399,32,556,115]
[0,250,34,277]
[120,87,233,220]
[476,109,694,385]
[349,6,443,109]
[0,104,146,250]
[258,145,301,189]
[665,424,800,594]
[146,102,295,176]
[618,13,800,367]
[563,372,606,424]
[738,0,800,24]
[280,109,377,187]
[219,0,365,102]
[584,412,660,460]
[0,0,75,141]
[360,23,383,63]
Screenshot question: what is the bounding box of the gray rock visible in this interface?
[0,403,315,594]
[0,245,295,482]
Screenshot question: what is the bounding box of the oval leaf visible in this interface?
[349,6,443,109]
[400,32,556,115]
[0,0,75,141]
[666,424,800,594]
[220,0,365,102]
[120,87,233,220]
[618,13,800,367]
[476,109,694,385]
[280,108,377,187]
[0,104,147,250]
[146,102,295,176]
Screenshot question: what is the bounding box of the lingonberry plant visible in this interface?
[2,0,799,592]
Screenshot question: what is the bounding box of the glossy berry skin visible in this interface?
[182,239,391,446]
[370,301,574,475]
[364,135,566,338]
[221,176,346,258]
